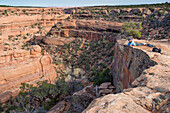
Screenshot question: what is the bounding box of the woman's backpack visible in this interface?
[152,47,161,53]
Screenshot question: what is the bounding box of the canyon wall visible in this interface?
[0,7,71,103]
[0,7,70,42]
[83,40,170,112]
[0,45,56,103]
[47,19,122,42]
[112,42,156,92]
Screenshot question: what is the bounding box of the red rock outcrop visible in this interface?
[83,93,150,113]
[48,19,122,41]
[83,39,170,113]
[0,7,72,103]
[43,37,75,45]
[0,7,70,41]
[112,42,156,92]
[0,45,56,103]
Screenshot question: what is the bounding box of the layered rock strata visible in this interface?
[0,45,56,103]
[48,19,122,41]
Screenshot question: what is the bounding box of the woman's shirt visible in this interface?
[128,41,136,46]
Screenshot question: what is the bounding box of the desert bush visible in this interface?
[122,21,143,38]
[93,68,113,85]
[8,35,13,41]
[22,9,26,13]
[128,29,141,38]
[0,103,3,112]
[3,79,68,112]
[23,36,27,39]
[4,42,10,45]
[4,10,8,16]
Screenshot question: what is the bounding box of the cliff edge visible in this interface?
[83,39,170,113]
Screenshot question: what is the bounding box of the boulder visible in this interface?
[99,82,111,89]
[30,45,42,55]
[99,89,113,95]
[48,100,70,113]
[98,82,116,97]
[83,94,150,113]
[108,85,116,89]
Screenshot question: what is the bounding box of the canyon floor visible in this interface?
[0,3,169,113]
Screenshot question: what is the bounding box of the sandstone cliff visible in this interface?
[0,45,56,103]
[47,19,122,42]
[112,43,157,92]
[0,7,70,43]
[0,8,70,103]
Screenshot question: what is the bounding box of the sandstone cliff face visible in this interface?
[0,7,70,42]
[0,8,69,103]
[0,45,56,103]
[112,43,156,92]
[48,19,122,42]
[0,14,68,40]
[83,39,170,113]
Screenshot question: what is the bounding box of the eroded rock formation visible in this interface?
[83,39,170,113]
[0,7,69,42]
[0,45,56,103]
[48,19,122,41]
[112,43,157,92]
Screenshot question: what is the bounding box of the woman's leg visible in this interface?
[136,43,144,46]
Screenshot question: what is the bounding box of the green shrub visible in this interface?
[0,103,3,112]
[122,21,143,38]
[3,79,68,112]
[22,9,26,13]
[4,42,10,45]
[5,106,16,113]
[4,10,7,15]
[128,29,141,38]
[93,68,113,85]
[23,36,27,39]
[8,35,13,41]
